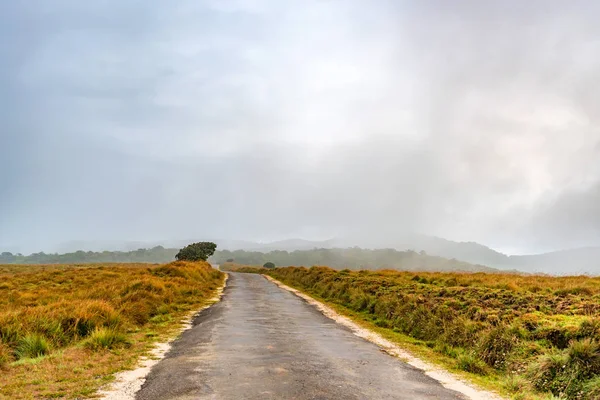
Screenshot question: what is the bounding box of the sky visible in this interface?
[1,0,599,255]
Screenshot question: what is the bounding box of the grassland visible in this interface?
[0,261,224,399]
[226,265,600,400]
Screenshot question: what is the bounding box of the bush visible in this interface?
[15,334,50,359]
[84,328,129,351]
[175,242,217,262]
[263,262,275,269]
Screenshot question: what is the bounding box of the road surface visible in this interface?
[136,273,466,400]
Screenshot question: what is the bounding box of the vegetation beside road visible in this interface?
[232,265,600,400]
[0,261,224,399]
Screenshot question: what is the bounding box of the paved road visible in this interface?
[136,273,466,400]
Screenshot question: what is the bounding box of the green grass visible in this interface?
[83,328,130,351]
[15,334,51,359]
[457,352,490,375]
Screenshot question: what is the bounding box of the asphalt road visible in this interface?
[136,273,467,400]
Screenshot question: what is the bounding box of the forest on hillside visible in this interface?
[213,248,501,273]
[0,246,502,273]
[1,245,517,273]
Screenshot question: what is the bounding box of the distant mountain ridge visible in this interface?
[214,236,600,275]
[505,247,600,275]
[214,247,502,274]
[387,236,600,275]
[16,235,600,275]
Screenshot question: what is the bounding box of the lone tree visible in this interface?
[176,242,217,262]
[263,262,275,269]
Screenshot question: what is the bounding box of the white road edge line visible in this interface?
[263,274,505,400]
[97,273,229,400]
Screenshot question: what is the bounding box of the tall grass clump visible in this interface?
[528,339,600,399]
[83,328,130,351]
[456,352,489,375]
[15,334,50,359]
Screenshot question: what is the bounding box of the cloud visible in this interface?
[1,1,599,254]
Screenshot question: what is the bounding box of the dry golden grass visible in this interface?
[0,261,224,399]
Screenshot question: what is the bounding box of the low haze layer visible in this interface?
[1,1,599,255]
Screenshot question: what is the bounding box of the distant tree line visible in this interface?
[0,246,178,265]
[1,245,498,273]
[212,248,499,273]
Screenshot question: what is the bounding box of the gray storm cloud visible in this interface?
[1,0,599,254]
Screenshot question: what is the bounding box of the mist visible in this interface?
[1,1,599,256]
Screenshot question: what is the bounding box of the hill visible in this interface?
[3,236,599,275]
[213,247,502,273]
[506,247,600,275]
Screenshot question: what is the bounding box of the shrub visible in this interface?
[175,242,217,262]
[84,328,129,351]
[15,334,50,359]
[263,262,276,269]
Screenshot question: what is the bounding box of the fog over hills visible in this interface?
[26,235,598,275]
[217,236,600,275]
